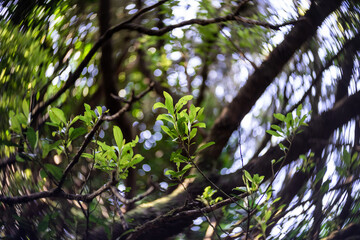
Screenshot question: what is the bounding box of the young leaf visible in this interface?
[266,130,281,137]
[81,153,94,159]
[195,142,215,154]
[69,127,87,141]
[96,106,103,116]
[175,95,193,112]
[189,104,197,122]
[165,169,176,176]
[163,91,174,115]
[157,114,174,124]
[22,99,29,119]
[296,104,302,117]
[153,102,166,110]
[278,143,287,151]
[243,170,253,182]
[233,186,247,192]
[69,116,80,126]
[161,125,176,139]
[49,108,67,125]
[193,122,206,128]
[273,113,285,122]
[270,124,282,132]
[131,154,144,166]
[189,128,197,140]
[113,126,124,151]
[285,113,293,127]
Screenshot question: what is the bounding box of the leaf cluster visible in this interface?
[153,92,214,179]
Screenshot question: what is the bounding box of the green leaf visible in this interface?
[189,128,197,140]
[45,122,59,128]
[96,140,114,152]
[16,155,25,162]
[84,103,91,112]
[113,126,124,151]
[96,106,103,116]
[44,164,63,181]
[321,180,330,194]
[42,140,61,158]
[26,127,37,149]
[180,118,189,136]
[81,153,94,159]
[131,154,144,165]
[266,130,281,137]
[195,142,215,154]
[299,115,308,125]
[270,124,282,132]
[343,148,351,166]
[163,91,174,115]
[193,122,206,128]
[157,114,174,123]
[243,170,252,182]
[233,186,247,192]
[153,102,166,110]
[9,112,23,133]
[40,169,47,179]
[189,104,197,122]
[161,125,176,139]
[49,108,67,125]
[182,163,192,171]
[165,169,176,176]
[69,127,87,141]
[296,104,302,117]
[351,152,358,163]
[314,167,327,185]
[278,143,287,151]
[175,95,193,112]
[184,174,197,179]
[22,99,29,119]
[69,116,80,126]
[273,113,285,121]
[285,113,293,126]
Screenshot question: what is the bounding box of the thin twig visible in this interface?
[112,191,129,230]
[110,185,155,206]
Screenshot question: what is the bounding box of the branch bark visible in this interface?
[200,0,343,171]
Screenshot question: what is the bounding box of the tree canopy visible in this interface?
[1,0,360,239]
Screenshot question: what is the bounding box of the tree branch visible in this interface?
[31,1,290,122]
[103,88,360,240]
[110,184,155,206]
[30,0,168,122]
[0,178,115,204]
[200,0,343,170]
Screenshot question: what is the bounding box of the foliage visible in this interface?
[154,92,214,179]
